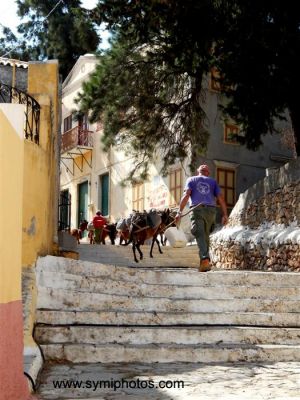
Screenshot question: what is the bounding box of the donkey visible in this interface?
[117,215,133,245]
[126,211,162,263]
[88,222,118,245]
[101,223,118,245]
[71,219,88,244]
[157,208,177,245]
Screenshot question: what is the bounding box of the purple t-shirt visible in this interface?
[184,175,221,207]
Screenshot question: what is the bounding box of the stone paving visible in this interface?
[77,241,200,268]
[36,361,300,399]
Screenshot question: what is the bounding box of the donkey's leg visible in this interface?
[150,238,155,258]
[150,235,163,257]
[156,237,163,254]
[136,243,143,260]
[132,243,139,263]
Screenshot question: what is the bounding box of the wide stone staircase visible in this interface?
[34,245,300,365]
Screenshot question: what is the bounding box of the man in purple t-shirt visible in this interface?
[175,164,228,271]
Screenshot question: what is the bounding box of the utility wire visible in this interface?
[44,0,63,20]
[0,0,63,58]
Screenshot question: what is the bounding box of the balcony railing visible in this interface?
[0,82,40,143]
[61,126,93,154]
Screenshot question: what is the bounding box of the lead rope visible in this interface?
[162,203,205,232]
[180,202,204,217]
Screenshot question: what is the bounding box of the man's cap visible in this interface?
[198,164,210,172]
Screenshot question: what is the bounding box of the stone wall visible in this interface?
[210,158,300,272]
[0,62,28,91]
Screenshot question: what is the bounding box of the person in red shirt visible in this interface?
[92,210,107,244]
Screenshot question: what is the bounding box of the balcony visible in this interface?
[61,127,93,175]
[61,126,93,154]
[0,81,40,143]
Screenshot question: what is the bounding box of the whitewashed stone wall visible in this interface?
[210,158,300,272]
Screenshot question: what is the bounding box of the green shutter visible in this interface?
[78,181,88,230]
[101,173,109,216]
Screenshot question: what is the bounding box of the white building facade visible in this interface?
[59,54,187,230]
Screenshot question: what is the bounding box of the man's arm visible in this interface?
[216,193,228,225]
[175,189,191,223]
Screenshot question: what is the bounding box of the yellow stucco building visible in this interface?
[0,57,59,399]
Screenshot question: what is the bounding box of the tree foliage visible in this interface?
[77,37,210,180]
[214,0,300,153]
[0,26,33,60]
[77,0,299,180]
[1,0,100,78]
[78,0,219,179]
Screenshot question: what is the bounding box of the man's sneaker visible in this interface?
[199,258,211,272]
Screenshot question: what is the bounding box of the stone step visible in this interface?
[37,287,300,314]
[23,346,43,392]
[37,256,300,287]
[39,342,300,363]
[36,310,300,327]
[75,259,199,268]
[78,249,199,257]
[78,243,199,255]
[35,326,300,346]
[78,249,199,259]
[36,361,300,400]
[78,244,200,267]
[37,270,300,300]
